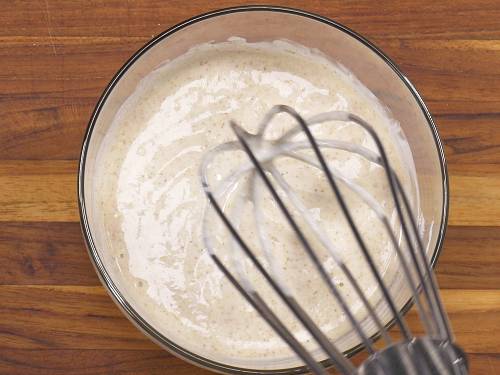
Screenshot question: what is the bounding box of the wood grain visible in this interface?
[0,349,213,375]
[0,161,77,222]
[1,0,499,374]
[437,226,500,290]
[448,164,500,226]
[0,222,99,285]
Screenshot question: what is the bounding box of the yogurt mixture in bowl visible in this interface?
[91,38,418,370]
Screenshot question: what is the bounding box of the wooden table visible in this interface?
[1,1,499,373]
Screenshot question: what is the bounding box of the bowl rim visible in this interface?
[77,5,449,374]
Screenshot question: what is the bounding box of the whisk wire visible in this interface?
[204,188,356,374]
[231,121,378,355]
[255,106,412,340]
[200,105,466,374]
[276,107,448,340]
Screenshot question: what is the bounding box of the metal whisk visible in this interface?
[200,105,468,374]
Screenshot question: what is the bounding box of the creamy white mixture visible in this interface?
[93,39,417,369]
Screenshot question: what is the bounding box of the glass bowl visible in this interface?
[78,6,448,374]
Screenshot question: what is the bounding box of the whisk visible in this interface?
[200,105,468,375]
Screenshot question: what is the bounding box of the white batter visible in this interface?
[93,38,417,369]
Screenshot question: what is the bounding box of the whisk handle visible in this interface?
[358,338,468,375]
